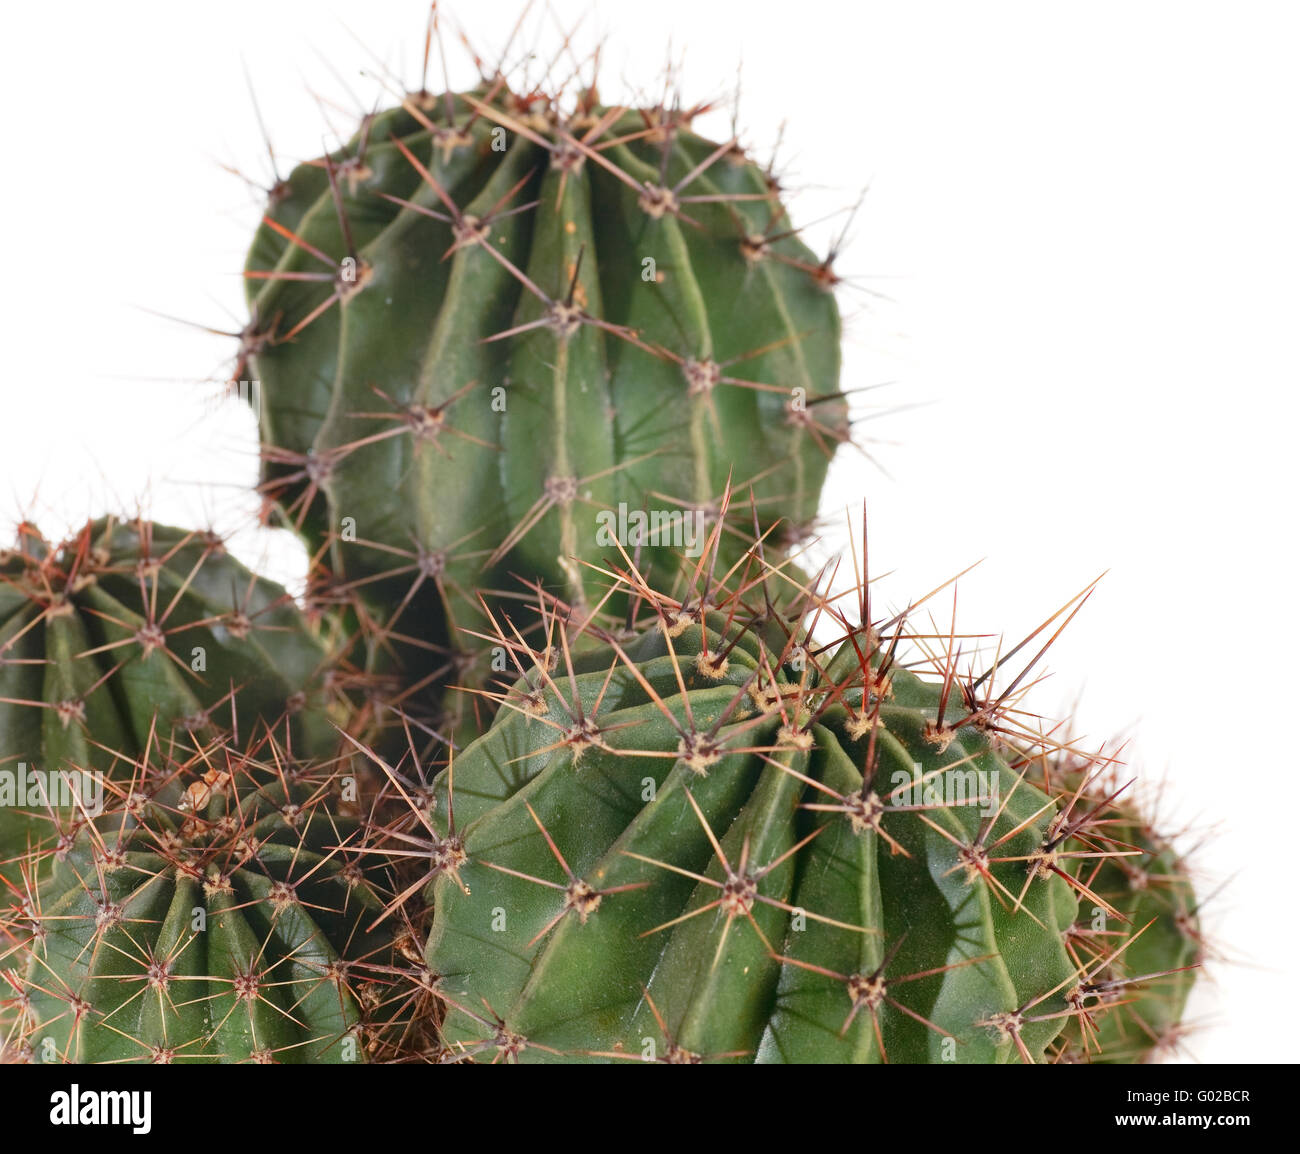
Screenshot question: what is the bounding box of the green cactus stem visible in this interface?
[240,30,852,735]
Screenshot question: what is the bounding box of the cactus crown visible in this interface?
[240,18,854,739]
[348,518,1200,1063]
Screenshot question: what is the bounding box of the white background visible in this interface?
[4,1,1296,1062]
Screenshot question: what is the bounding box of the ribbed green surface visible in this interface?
[8,764,390,1063]
[0,518,332,886]
[243,90,847,717]
[421,614,1104,1063]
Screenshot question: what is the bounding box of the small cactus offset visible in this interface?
[0,720,437,1064]
[352,534,1200,1064]
[0,516,341,887]
[240,17,851,729]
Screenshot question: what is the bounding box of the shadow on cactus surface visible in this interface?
[0,5,1208,1064]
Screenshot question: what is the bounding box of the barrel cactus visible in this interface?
[0,516,337,887]
[240,48,850,732]
[381,550,1200,1063]
[0,720,439,1064]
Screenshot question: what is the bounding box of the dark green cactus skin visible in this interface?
[417,611,1124,1064]
[4,758,393,1063]
[0,518,334,887]
[242,87,846,707]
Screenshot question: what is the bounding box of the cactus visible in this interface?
[0,10,1211,1068]
[0,720,439,1064]
[357,536,1200,1063]
[0,516,339,887]
[240,27,851,732]
[1048,764,1202,1062]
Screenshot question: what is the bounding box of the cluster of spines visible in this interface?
[1041,750,1208,1063]
[0,515,336,722]
[0,514,352,888]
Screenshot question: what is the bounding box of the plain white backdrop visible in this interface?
[4,1,1297,1062]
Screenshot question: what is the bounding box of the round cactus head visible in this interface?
[0,516,343,888]
[351,532,1200,1064]
[240,24,853,736]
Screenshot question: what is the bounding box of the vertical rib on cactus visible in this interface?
[240,30,850,738]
